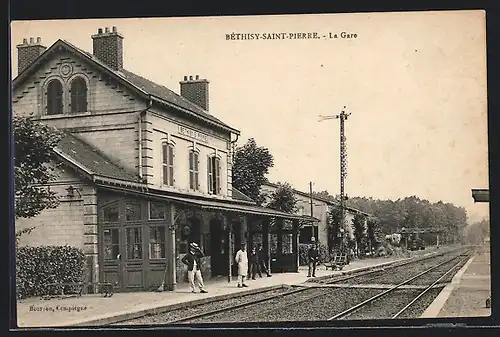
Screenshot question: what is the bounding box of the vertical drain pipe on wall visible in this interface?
[138,96,153,182]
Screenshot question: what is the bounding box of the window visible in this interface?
[102,204,119,222]
[46,80,63,115]
[149,227,165,259]
[207,156,221,195]
[70,77,88,113]
[162,143,174,186]
[103,229,119,260]
[149,201,167,220]
[125,201,142,221]
[189,150,199,190]
[126,227,142,260]
[282,233,293,254]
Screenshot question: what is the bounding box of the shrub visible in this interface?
[16,245,85,299]
[299,242,330,266]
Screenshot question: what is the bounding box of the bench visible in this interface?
[43,282,114,299]
[324,253,348,271]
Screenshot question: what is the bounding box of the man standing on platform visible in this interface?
[257,243,271,277]
[181,242,208,293]
[308,237,319,277]
[235,243,249,287]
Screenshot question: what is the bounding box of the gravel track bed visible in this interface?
[116,287,290,325]
[335,254,465,285]
[394,287,444,319]
[181,287,326,323]
[241,288,383,322]
[340,289,423,320]
[407,258,468,286]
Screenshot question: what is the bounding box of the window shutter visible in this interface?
[207,156,213,194]
[216,158,221,194]
[168,146,174,187]
[195,154,200,189]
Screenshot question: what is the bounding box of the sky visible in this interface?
[10,11,489,223]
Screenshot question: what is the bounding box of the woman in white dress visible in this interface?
[234,243,249,288]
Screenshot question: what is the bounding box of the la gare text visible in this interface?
[225,32,358,41]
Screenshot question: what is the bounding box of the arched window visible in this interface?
[70,77,88,113]
[46,80,63,115]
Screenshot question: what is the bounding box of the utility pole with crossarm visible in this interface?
[319,106,351,252]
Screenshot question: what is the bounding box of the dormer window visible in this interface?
[46,79,63,115]
[70,77,88,113]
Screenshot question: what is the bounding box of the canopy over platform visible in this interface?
[472,189,489,203]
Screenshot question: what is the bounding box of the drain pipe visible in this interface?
[138,96,153,182]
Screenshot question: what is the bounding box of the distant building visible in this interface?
[261,182,371,248]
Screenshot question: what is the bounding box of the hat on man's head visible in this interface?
[189,242,200,250]
[311,237,316,242]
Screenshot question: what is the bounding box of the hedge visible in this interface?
[299,242,330,266]
[16,245,86,299]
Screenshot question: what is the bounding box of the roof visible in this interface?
[471,189,489,203]
[55,132,139,182]
[12,39,239,134]
[262,182,372,216]
[232,188,256,203]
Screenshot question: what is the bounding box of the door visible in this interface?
[210,219,228,276]
[101,227,124,289]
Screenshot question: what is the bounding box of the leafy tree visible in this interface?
[266,182,297,213]
[232,138,273,205]
[14,116,62,219]
[312,190,336,202]
[352,214,366,255]
[326,205,342,251]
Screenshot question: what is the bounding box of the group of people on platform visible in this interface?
[181,241,272,293]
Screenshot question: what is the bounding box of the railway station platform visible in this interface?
[14,245,446,328]
[421,245,491,318]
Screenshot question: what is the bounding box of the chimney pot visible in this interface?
[105,27,110,33]
[195,75,199,80]
[189,75,193,81]
[36,37,41,43]
[92,26,124,71]
[29,37,34,44]
[22,38,28,44]
[98,28,103,34]
[184,76,188,81]
[112,26,117,33]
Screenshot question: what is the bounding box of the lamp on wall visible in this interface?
[66,185,81,198]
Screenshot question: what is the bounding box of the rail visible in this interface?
[327,251,471,320]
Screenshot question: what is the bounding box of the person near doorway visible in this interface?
[235,243,249,287]
[308,237,319,277]
[257,244,271,277]
[249,246,260,280]
[181,242,208,293]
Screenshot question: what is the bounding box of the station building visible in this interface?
[13,27,314,292]
[261,182,371,249]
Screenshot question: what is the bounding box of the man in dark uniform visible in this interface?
[181,242,207,293]
[257,243,271,277]
[308,237,319,277]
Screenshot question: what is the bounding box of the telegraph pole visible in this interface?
[309,182,316,240]
[319,106,351,252]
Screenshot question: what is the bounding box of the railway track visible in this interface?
[328,251,472,320]
[116,247,472,325]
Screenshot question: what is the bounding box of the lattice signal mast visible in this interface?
[319,106,351,249]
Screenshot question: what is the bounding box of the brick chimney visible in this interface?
[91,26,124,71]
[180,75,210,111]
[16,37,47,74]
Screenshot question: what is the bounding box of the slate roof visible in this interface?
[13,39,239,134]
[231,188,256,203]
[55,132,139,182]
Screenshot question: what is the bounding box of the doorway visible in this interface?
[210,219,227,276]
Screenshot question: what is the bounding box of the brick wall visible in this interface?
[91,29,123,71]
[17,41,47,74]
[180,78,209,111]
